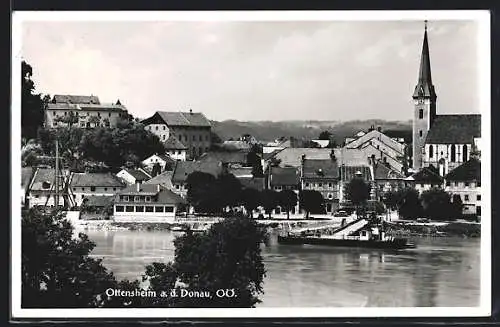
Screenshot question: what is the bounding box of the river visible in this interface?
[85,229,480,307]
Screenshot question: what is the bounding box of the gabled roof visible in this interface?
[143,171,174,189]
[143,153,176,165]
[141,111,211,127]
[240,177,265,192]
[29,168,66,192]
[53,94,100,104]
[339,166,372,182]
[269,148,369,168]
[445,158,481,181]
[269,167,300,186]
[302,159,339,179]
[119,168,152,181]
[197,151,248,165]
[21,167,34,188]
[70,172,125,187]
[373,162,405,180]
[117,184,186,204]
[46,103,125,112]
[425,114,481,144]
[164,136,187,150]
[171,161,223,183]
[345,129,404,154]
[411,166,443,183]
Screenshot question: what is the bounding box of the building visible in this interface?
[267,166,300,192]
[45,94,127,129]
[411,22,481,171]
[197,151,249,167]
[116,168,152,185]
[141,110,211,159]
[143,171,174,190]
[405,165,444,194]
[170,160,224,198]
[113,182,186,223]
[444,158,481,216]
[26,168,67,208]
[163,136,188,161]
[141,154,177,174]
[371,160,406,201]
[21,167,34,208]
[300,157,340,214]
[69,172,126,206]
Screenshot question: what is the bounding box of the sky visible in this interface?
[20,18,481,122]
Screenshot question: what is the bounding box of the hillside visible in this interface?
[211,119,412,144]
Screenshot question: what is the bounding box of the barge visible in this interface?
[277,217,416,250]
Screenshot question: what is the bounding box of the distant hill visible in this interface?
[211,119,412,144]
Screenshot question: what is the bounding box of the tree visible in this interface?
[345,177,371,217]
[299,190,325,219]
[397,188,423,220]
[168,216,267,307]
[186,172,218,214]
[21,141,44,167]
[54,111,79,128]
[22,209,119,308]
[318,130,332,140]
[151,162,162,177]
[247,144,264,177]
[451,194,463,220]
[421,188,455,221]
[241,188,261,218]
[22,61,46,141]
[216,172,243,211]
[260,189,279,218]
[278,190,298,219]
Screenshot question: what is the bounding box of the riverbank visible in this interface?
[386,221,481,238]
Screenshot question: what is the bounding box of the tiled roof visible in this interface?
[171,161,223,183]
[240,177,265,191]
[21,167,34,188]
[270,148,369,168]
[445,158,481,181]
[116,184,186,204]
[411,166,443,183]
[263,149,283,161]
[53,94,100,104]
[123,169,152,181]
[302,159,339,179]
[339,165,372,182]
[46,103,125,112]
[373,162,405,180]
[70,173,125,187]
[269,167,300,186]
[425,114,481,144]
[221,141,252,151]
[164,136,187,150]
[143,171,174,189]
[30,168,66,191]
[197,151,248,165]
[141,111,211,127]
[84,195,114,207]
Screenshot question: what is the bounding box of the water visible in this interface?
[85,229,480,307]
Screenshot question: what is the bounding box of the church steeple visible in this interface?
[413,20,436,99]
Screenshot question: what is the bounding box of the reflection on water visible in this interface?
[85,229,480,307]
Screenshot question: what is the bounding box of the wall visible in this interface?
[116,171,136,185]
[445,181,481,215]
[145,124,170,142]
[70,185,121,206]
[423,143,471,173]
[46,109,123,128]
[165,149,186,161]
[113,203,177,222]
[170,127,211,159]
[27,191,65,208]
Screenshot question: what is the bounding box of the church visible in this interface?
[411,22,481,176]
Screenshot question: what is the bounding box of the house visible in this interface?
[116,168,152,185]
[143,170,174,190]
[163,136,188,161]
[45,94,127,129]
[113,182,186,223]
[338,165,373,205]
[197,151,248,167]
[267,166,300,192]
[21,167,34,208]
[405,165,444,194]
[444,158,481,216]
[300,157,340,214]
[410,23,481,171]
[370,160,406,201]
[141,110,211,160]
[69,172,126,206]
[141,153,176,174]
[170,160,224,198]
[26,168,68,208]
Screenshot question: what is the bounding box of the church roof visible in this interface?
[413,24,436,99]
[425,114,481,144]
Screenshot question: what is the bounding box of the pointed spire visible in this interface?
[413,20,436,99]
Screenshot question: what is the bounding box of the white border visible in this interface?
[11,10,491,319]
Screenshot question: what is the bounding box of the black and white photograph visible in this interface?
[11,10,491,318]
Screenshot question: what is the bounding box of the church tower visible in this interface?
[412,21,437,170]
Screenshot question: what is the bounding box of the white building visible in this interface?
[141,154,176,173]
[69,172,126,206]
[26,168,67,208]
[116,168,152,185]
[444,158,481,216]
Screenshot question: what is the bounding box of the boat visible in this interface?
[277,217,416,250]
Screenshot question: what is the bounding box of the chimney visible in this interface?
[301,154,306,163]
[330,149,336,161]
[377,126,382,132]
[135,179,141,192]
[157,184,161,192]
[189,108,193,115]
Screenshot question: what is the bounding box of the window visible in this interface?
[478,181,481,187]
[420,183,425,187]
[136,206,144,212]
[113,188,116,191]
[328,193,333,199]
[175,184,180,190]
[64,111,67,116]
[124,196,129,202]
[35,195,39,198]
[145,206,154,212]
[464,195,469,201]
[305,183,310,187]
[463,145,468,162]
[163,135,166,140]
[199,147,203,155]
[109,113,111,117]
[165,206,174,212]
[90,186,96,192]
[115,206,124,212]
[104,187,108,191]
[274,186,282,191]
[206,135,209,141]
[465,182,469,187]
[318,183,323,187]
[80,123,85,128]
[178,151,182,155]
[477,206,481,215]
[156,126,159,131]
[134,196,140,202]
[419,130,423,138]
[199,135,202,141]
[450,145,456,162]
[145,196,151,202]
[477,195,481,201]
[163,126,166,130]
[126,206,134,212]
[155,206,164,212]
[73,188,76,191]
[98,112,101,117]
[419,109,423,119]
[429,145,434,158]
[446,181,450,186]
[328,183,333,188]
